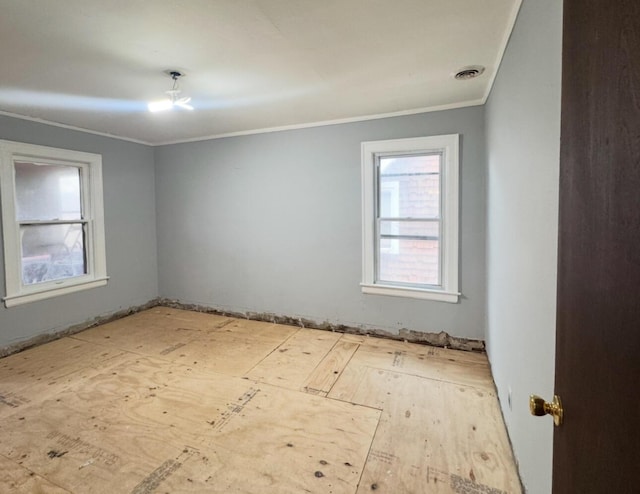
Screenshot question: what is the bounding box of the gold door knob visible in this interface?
[529,394,563,426]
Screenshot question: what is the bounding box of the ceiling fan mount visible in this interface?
[148,70,193,112]
[165,70,185,79]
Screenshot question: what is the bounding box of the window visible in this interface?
[0,140,108,307]
[361,134,459,303]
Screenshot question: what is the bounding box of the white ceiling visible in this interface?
[0,0,520,145]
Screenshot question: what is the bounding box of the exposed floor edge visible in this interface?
[0,297,486,359]
[157,298,486,353]
[486,358,526,493]
[0,297,161,358]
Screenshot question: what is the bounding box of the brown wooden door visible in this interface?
[554,0,640,492]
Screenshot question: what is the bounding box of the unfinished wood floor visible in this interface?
[0,308,521,493]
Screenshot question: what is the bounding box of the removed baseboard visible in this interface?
[0,297,485,358]
[0,298,161,358]
[157,298,485,352]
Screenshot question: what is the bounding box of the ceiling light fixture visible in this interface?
[148,70,193,112]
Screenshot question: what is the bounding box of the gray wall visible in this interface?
[485,0,562,492]
[155,107,486,339]
[0,115,158,348]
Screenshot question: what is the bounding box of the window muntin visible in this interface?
[361,135,459,303]
[0,140,108,307]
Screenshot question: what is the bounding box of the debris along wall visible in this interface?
[157,298,485,352]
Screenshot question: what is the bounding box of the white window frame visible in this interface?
[361,134,460,303]
[0,140,108,307]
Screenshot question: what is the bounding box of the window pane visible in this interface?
[15,161,82,221]
[21,224,86,284]
[379,183,399,218]
[379,154,440,218]
[378,238,440,286]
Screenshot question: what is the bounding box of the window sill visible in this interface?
[360,283,460,303]
[3,276,109,308]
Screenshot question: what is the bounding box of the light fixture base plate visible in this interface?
[164,69,186,79]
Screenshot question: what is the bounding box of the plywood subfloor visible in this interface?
[0,307,521,493]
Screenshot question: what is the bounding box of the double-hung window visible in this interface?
[361,134,459,302]
[0,140,108,307]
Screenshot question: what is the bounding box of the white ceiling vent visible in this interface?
[454,66,486,80]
